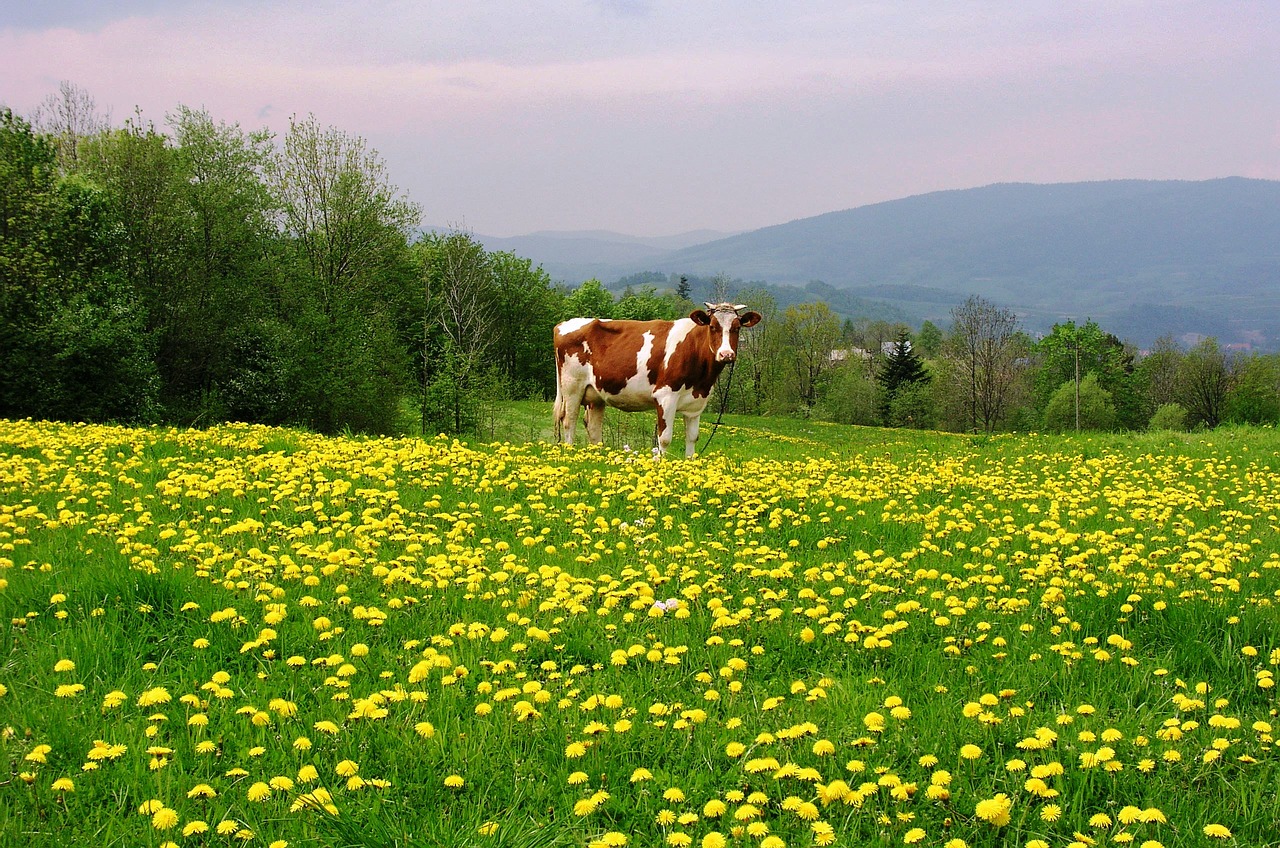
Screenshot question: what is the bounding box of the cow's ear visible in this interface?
[739,311,762,328]
[690,310,712,325]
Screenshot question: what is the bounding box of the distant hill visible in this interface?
[654,178,1280,348]
[441,179,1280,349]
[458,229,739,282]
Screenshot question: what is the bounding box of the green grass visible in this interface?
[1,413,1279,847]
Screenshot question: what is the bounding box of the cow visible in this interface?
[553,302,762,457]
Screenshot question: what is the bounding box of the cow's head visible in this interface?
[691,302,762,362]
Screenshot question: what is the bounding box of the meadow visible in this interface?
[1,413,1278,848]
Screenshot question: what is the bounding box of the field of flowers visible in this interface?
[1,416,1278,848]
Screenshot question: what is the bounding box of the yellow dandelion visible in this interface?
[444,774,465,789]
[151,807,180,830]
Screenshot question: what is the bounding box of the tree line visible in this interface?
[4,86,1276,438]
[717,291,1277,434]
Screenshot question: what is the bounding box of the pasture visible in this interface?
[1,415,1278,847]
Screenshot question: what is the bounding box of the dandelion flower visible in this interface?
[51,777,74,792]
[974,794,1012,826]
[151,807,180,830]
[444,774,465,789]
[1203,824,1232,839]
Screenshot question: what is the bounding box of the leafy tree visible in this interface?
[781,302,842,414]
[1176,337,1233,428]
[1043,374,1116,432]
[725,288,781,415]
[916,320,943,358]
[1136,334,1182,421]
[942,295,1028,433]
[814,360,878,426]
[876,328,929,423]
[1224,353,1280,425]
[489,251,562,398]
[1035,319,1141,430]
[0,108,59,417]
[885,380,935,429]
[564,279,614,319]
[1149,402,1188,431]
[162,106,278,420]
[417,231,496,435]
[615,285,680,321]
[269,114,420,433]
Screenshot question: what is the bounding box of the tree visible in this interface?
[31,80,109,170]
[488,251,562,398]
[781,302,842,414]
[269,114,421,433]
[564,279,615,319]
[1224,353,1280,425]
[1136,334,1182,421]
[615,285,680,321]
[943,295,1027,433]
[1176,337,1232,428]
[916,320,943,358]
[815,361,878,426]
[726,288,782,415]
[1043,374,1116,432]
[417,231,496,435]
[164,106,278,421]
[1034,319,1141,430]
[876,328,929,423]
[0,109,61,416]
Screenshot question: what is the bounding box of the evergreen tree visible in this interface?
[876,328,929,422]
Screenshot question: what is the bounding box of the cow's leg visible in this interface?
[585,400,606,445]
[556,377,587,446]
[682,412,700,458]
[653,398,676,458]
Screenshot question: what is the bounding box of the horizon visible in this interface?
[4,3,1278,237]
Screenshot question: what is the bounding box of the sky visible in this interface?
[4,1,1278,237]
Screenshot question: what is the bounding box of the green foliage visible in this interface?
[915,320,941,356]
[1034,319,1143,429]
[564,279,614,319]
[1148,402,1188,432]
[884,379,935,429]
[1043,373,1117,432]
[613,285,680,322]
[1224,353,1280,425]
[1177,337,1233,428]
[876,328,930,422]
[813,361,878,425]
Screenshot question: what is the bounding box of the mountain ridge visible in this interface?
[455,178,1280,348]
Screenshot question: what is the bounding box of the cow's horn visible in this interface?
[733,304,748,311]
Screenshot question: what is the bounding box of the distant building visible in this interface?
[830,348,872,363]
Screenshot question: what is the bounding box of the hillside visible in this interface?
[500,179,1280,349]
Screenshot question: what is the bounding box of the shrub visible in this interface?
[1148,402,1188,432]
[1043,374,1116,432]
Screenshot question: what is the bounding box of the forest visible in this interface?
[3,86,1278,439]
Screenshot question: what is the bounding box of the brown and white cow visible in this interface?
[553,302,762,457]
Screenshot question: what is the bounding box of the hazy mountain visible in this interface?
[651,178,1280,347]
[430,229,739,282]
[436,179,1280,348]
